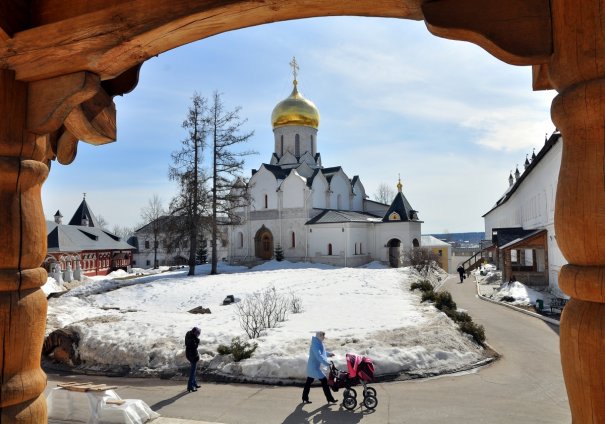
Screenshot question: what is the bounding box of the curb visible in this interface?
[474,278,560,326]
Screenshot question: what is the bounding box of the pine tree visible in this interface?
[196,238,208,264]
[274,244,284,262]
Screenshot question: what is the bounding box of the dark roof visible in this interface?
[252,164,290,180]
[351,175,359,187]
[321,166,342,183]
[68,198,101,227]
[490,227,536,248]
[382,191,418,222]
[499,229,546,250]
[47,221,134,252]
[483,132,562,217]
[306,209,382,225]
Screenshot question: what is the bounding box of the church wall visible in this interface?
[308,223,375,266]
[374,222,422,262]
[483,140,564,293]
[281,175,305,208]
[274,126,318,158]
[352,183,365,211]
[329,173,351,210]
[311,178,328,209]
[249,169,278,211]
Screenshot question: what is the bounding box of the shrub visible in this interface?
[421,290,436,303]
[217,337,258,362]
[289,292,304,314]
[236,286,289,339]
[459,321,486,345]
[410,280,433,293]
[501,296,515,302]
[274,244,284,261]
[435,291,457,311]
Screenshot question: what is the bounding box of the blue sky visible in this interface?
[42,17,555,234]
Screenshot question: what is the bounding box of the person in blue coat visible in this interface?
[302,331,337,404]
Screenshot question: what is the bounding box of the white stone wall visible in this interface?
[281,173,305,208]
[374,221,422,262]
[328,172,351,210]
[352,181,365,211]
[249,167,278,211]
[311,175,328,209]
[483,139,565,292]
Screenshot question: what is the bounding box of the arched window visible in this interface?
[280,135,284,155]
[354,243,358,255]
[295,134,300,157]
[238,232,244,248]
[360,243,363,254]
[264,194,268,209]
[337,194,342,209]
[291,231,296,248]
[310,134,314,154]
[412,238,419,248]
[328,243,333,255]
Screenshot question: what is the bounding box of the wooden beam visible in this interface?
[422,0,552,66]
[1,0,424,82]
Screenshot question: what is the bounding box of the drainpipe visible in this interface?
[344,225,348,267]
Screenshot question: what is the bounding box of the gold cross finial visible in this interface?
[290,56,299,83]
[83,192,86,199]
[397,174,403,192]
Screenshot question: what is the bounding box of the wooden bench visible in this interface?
[548,298,568,313]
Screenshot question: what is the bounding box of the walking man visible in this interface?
[457,265,465,283]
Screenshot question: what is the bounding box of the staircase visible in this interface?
[461,245,493,272]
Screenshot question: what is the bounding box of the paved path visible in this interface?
[46,273,571,423]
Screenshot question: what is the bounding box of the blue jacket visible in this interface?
[306,336,331,379]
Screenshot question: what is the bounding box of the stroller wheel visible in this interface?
[363,395,378,410]
[343,396,357,411]
[343,388,357,399]
[363,387,377,398]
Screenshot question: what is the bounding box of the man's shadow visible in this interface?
[283,402,369,424]
[148,391,189,412]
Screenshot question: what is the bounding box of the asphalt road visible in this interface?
[46,273,571,423]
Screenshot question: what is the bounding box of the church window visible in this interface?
[359,243,363,254]
[412,238,419,248]
[354,243,358,255]
[280,135,284,155]
[328,243,333,255]
[145,240,150,249]
[239,232,244,248]
[146,260,150,266]
[389,212,400,221]
[291,232,296,248]
[295,134,300,157]
[337,194,342,209]
[264,194,268,209]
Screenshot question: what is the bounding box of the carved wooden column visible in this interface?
[0,70,49,422]
[0,68,118,422]
[547,0,605,421]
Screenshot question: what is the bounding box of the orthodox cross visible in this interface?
[83,192,86,199]
[290,56,299,82]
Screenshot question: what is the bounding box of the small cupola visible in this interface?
[514,165,520,180]
[524,154,530,170]
[54,210,63,224]
[509,172,514,187]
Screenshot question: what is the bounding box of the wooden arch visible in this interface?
[0,1,604,422]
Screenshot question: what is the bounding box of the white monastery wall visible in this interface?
[281,174,305,208]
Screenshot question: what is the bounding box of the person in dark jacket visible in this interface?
[302,331,337,404]
[185,327,201,392]
[457,265,465,283]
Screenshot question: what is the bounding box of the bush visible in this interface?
[236,286,289,339]
[501,296,515,302]
[289,292,304,314]
[459,321,486,345]
[421,290,436,303]
[410,280,433,293]
[274,244,284,261]
[217,337,258,362]
[434,291,457,311]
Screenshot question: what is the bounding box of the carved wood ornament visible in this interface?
[0,0,604,422]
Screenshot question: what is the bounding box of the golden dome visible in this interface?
[271,81,320,129]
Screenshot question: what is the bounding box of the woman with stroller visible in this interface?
[302,331,338,404]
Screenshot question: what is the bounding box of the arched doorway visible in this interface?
[387,238,401,268]
[254,226,274,260]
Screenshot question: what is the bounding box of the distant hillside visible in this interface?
[429,232,484,244]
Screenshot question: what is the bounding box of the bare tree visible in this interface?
[140,194,165,269]
[373,183,396,204]
[111,225,134,240]
[96,214,109,229]
[169,93,211,276]
[401,247,440,276]
[207,91,255,275]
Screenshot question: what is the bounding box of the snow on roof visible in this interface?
[421,235,451,247]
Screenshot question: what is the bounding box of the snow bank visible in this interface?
[42,277,65,296]
[45,262,489,382]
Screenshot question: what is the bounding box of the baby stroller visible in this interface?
[328,353,377,410]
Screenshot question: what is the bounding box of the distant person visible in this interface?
[457,265,465,283]
[302,331,337,405]
[185,326,201,392]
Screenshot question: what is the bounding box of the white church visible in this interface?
[228,59,422,267]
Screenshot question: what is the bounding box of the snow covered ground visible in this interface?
[45,261,491,383]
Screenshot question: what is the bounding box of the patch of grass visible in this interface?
[217,337,258,362]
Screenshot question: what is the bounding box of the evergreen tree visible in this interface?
[196,238,208,264]
[274,244,284,262]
